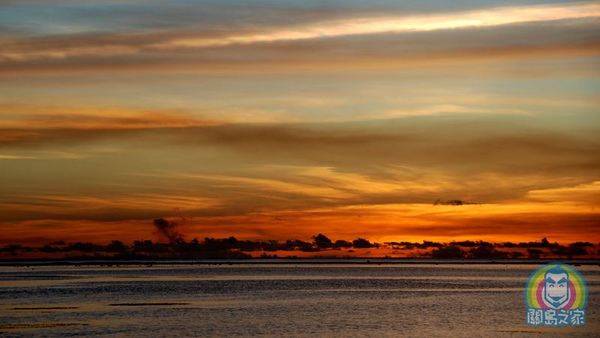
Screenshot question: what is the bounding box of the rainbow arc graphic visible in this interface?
[524,262,587,310]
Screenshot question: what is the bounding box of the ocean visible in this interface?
[1,261,598,337]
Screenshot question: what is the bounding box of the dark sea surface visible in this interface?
[1,261,599,337]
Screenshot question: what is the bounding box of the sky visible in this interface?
[0,0,599,246]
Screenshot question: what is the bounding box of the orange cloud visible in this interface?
[2,193,221,222]
[527,182,600,206]
[0,104,215,130]
[0,219,152,246]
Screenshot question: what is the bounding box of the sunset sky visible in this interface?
[1,0,599,246]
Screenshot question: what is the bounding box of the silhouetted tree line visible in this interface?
[0,220,597,261]
[427,238,596,260]
[0,231,380,260]
[387,240,444,250]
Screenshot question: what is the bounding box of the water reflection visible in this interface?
[1,263,598,337]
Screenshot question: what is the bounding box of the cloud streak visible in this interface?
[0,193,221,222]
[1,2,598,65]
[2,117,598,177]
[158,2,600,49]
[0,104,215,130]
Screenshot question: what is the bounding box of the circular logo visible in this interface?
[524,262,588,327]
[524,262,587,310]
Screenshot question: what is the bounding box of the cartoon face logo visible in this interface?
[525,262,588,327]
[543,266,570,309]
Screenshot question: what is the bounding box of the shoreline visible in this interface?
[2,258,599,267]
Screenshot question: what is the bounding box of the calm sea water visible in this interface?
[1,261,598,337]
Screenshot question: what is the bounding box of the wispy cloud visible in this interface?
[527,182,600,205]
[158,3,600,49]
[2,2,598,63]
[0,154,36,160]
[173,166,453,205]
[3,117,598,179]
[384,104,530,118]
[1,193,221,222]
[0,151,89,160]
[0,104,215,130]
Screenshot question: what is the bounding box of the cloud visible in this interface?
[167,165,459,212]
[2,116,598,177]
[1,4,598,76]
[0,151,89,160]
[3,2,598,61]
[176,119,599,178]
[0,131,40,144]
[0,104,215,130]
[0,154,35,159]
[176,172,356,202]
[0,219,152,246]
[0,193,221,222]
[154,2,600,49]
[527,182,600,205]
[385,104,529,118]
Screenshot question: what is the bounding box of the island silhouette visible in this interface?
[1,218,597,261]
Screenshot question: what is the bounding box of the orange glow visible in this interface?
[2,202,598,247]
